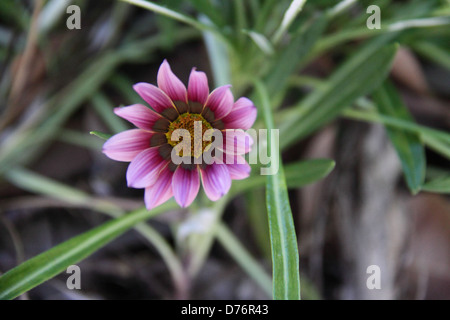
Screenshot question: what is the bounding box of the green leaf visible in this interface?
[265,14,327,99]
[231,159,336,195]
[91,93,128,133]
[119,0,218,35]
[280,38,398,149]
[422,176,450,194]
[285,159,335,188]
[243,30,274,55]
[373,81,426,194]
[90,131,113,140]
[412,41,450,71]
[6,168,89,205]
[254,80,301,300]
[0,203,175,300]
[200,15,231,87]
[187,0,225,27]
[272,0,308,44]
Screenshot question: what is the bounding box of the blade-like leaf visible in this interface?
[285,159,335,188]
[244,30,274,55]
[231,159,336,196]
[187,0,225,27]
[119,0,218,35]
[272,0,308,43]
[0,203,175,300]
[280,38,398,149]
[255,80,301,300]
[90,131,113,140]
[373,81,426,194]
[422,176,450,194]
[200,15,231,87]
[265,14,327,99]
[91,93,128,133]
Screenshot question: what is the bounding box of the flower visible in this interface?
[103,60,257,210]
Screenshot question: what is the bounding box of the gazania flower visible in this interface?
[103,60,257,210]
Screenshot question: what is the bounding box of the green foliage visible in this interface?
[255,80,300,300]
[1,0,449,300]
[373,81,426,194]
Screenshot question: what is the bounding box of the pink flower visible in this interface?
[103,60,257,210]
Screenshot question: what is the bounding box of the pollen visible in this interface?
[166,113,213,158]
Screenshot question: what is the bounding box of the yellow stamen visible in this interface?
[166,113,213,158]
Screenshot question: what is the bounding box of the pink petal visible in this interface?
[200,164,231,201]
[222,130,254,155]
[114,104,164,131]
[157,59,187,102]
[188,68,209,105]
[222,97,257,130]
[172,166,200,207]
[103,129,152,162]
[126,148,167,188]
[144,165,174,210]
[226,155,251,180]
[204,85,233,120]
[133,82,175,114]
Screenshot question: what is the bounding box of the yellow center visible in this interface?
[166,113,213,158]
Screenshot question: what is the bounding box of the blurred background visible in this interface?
[0,0,449,299]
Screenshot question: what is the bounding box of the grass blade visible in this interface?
[373,81,426,194]
[0,203,175,300]
[422,176,450,194]
[254,80,301,300]
[280,40,398,149]
[119,0,217,35]
[265,14,327,100]
[231,159,336,196]
[90,131,113,140]
[272,0,307,43]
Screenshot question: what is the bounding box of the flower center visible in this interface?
[166,113,213,158]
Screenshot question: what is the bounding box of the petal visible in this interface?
[226,155,251,180]
[126,148,167,188]
[222,130,254,155]
[204,85,233,120]
[133,82,176,114]
[222,97,257,130]
[144,165,174,210]
[103,129,152,162]
[114,104,168,132]
[200,164,231,201]
[157,59,187,102]
[187,68,209,105]
[172,166,200,207]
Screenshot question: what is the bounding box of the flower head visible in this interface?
[103,60,257,210]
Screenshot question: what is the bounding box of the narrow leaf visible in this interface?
[231,159,336,196]
[422,176,450,194]
[119,0,218,35]
[0,203,175,300]
[244,30,274,55]
[200,15,231,87]
[373,81,426,194]
[272,0,307,43]
[91,93,128,133]
[265,14,327,98]
[255,80,301,300]
[280,39,398,149]
[187,0,224,27]
[90,131,112,140]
